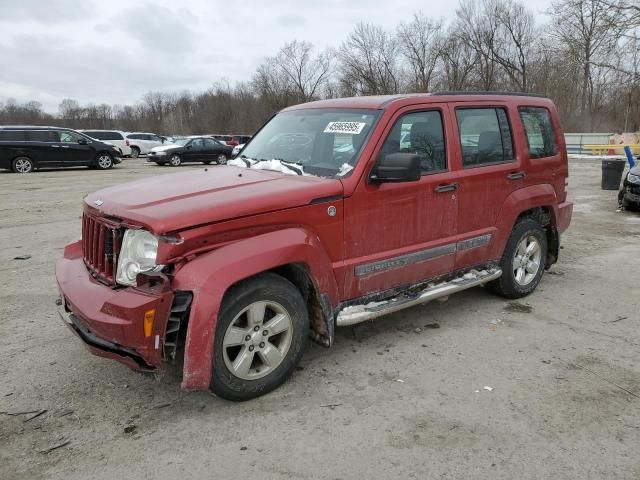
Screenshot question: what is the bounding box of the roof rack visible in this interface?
[432,91,548,98]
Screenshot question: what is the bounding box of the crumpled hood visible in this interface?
[84,166,343,233]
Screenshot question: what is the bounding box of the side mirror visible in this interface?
[370,153,421,183]
[186,144,192,149]
[78,139,88,145]
[161,137,166,143]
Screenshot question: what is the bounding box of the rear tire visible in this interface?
[217,154,228,165]
[490,217,547,299]
[210,273,308,401]
[130,147,140,158]
[12,156,33,173]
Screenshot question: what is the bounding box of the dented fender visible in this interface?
[171,227,339,391]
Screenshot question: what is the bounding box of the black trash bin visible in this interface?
[601,159,626,190]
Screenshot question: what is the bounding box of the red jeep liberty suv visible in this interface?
[55,93,573,401]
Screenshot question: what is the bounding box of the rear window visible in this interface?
[85,131,123,141]
[519,107,558,158]
[0,130,27,141]
[27,130,58,142]
[456,108,514,167]
[127,134,141,140]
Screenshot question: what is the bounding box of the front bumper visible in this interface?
[623,182,640,204]
[55,240,174,371]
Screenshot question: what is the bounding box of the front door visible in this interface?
[57,130,95,167]
[342,105,459,300]
[448,103,524,270]
[184,138,204,162]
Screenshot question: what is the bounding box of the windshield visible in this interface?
[234,108,379,177]
[174,138,191,146]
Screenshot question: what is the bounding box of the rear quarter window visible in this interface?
[0,130,27,141]
[518,107,558,158]
[86,131,123,141]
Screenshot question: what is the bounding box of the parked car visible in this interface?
[55,92,572,401]
[80,129,132,157]
[620,165,640,210]
[126,132,170,157]
[0,126,121,173]
[231,143,244,158]
[210,134,235,146]
[147,136,233,166]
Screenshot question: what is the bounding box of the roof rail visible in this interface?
[432,91,548,99]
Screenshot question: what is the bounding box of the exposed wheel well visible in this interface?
[268,263,333,347]
[514,206,558,268]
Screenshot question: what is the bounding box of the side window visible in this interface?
[456,108,514,167]
[190,138,204,149]
[203,138,217,148]
[59,131,84,143]
[519,107,558,158]
[27,130,57,142]
[149,135,161,142]
[379,110,446,173]
[127,134,140,140]
[0,130,26,141]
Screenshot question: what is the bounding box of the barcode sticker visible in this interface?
[324,121,367,135]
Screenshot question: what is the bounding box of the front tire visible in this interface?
[12,156,34,173]
[96,153,114,170]
[130,147,140,158]
[169,154,181,167]
[490,217,547,299]
[210,273,308,401]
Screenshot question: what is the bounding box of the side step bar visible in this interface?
[336,268,502,327]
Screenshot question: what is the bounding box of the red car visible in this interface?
[56,93,573,400]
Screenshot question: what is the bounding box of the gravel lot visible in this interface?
[1,157,639,479]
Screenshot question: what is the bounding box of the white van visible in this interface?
[80,130,132,157]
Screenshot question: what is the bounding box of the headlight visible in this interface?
[628,173,640,184]
[116,229,161,286]
[154,151,167,156]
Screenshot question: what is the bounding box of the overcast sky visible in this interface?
[0,0,554,113]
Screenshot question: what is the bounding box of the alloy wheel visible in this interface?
[512,235,542,286]
[217,154,227,165]
[97,154,112,169]
[170,155,181,167]
[14,157,33,173]
[222,300,293,380]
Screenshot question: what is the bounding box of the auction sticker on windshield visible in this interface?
[324,121,367,135]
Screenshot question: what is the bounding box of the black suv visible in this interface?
[0,126,122,173]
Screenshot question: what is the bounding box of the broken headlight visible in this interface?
[116,229,162,286]
[627,172,640,184]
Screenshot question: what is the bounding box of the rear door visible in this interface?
[342,104,459,299]
[26,130,63,167]
[203,138,221,162]
[448,103,524,270]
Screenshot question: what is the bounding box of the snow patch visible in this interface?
[227,157,308,176]
[337,163,354,177]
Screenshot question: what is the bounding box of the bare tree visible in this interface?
[489,0,537,91]
[338,23,401,95]
[397,13,444,92]
[437,27,479,90]
[551,0,625,128]
[456,0,500,90]
[276,40,333,102]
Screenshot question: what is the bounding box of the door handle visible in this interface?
[51,145,61,148]
[61,145,70,148]
[434,182,458,193]
[507,171,526,180]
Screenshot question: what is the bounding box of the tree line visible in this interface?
[1,0,638,134]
